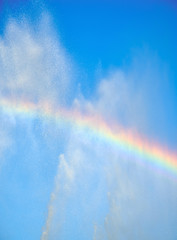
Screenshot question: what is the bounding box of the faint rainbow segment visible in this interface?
[0,97,177,179]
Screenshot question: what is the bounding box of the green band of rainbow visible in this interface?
[0,98,177,178]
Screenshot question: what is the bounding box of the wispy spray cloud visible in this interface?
[0,13,72,106]
[0,11,74,156]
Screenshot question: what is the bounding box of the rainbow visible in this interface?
[0,97,177,178]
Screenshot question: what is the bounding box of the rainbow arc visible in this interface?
[0,97,177,178]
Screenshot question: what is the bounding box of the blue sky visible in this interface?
[0,1,177,240]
